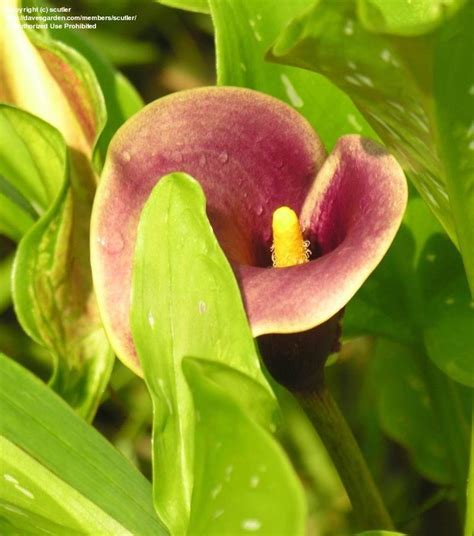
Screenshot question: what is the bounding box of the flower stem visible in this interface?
[294,385,394,531]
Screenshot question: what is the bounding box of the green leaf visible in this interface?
[6,106,113,421]
[433,6,474,295]
[414,233,474,387]
[0,353,166,536]
[270,0,474,292]
[0,191,34,242]
[344,197,471,506]
[357,0,468,36]
[156,0,210,14]
[131,172,305,534]
[371,339,454,484]
[184,359,306,535]
[209,0,375,149]
[342,225,417,345]
[0,105,63,216]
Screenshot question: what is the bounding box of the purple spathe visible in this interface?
[91,87,407,374]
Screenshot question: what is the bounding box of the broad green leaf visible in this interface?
[271,0,474,292]
[342,225,417,345]
[0,353,166,536]
[346,196,473,387]
[156,0,210,14]
[416,234,474,387]
[0,107,63,214]
[345,196,471,495]
[0,191,34,242]
[209,0,375,150]
[343,196,438,344]
[131,173,305,535]
[371,339,454,484]
[4,106,113,421]
[184,359,305,535]
[433,6,474,295]
[357,0,468,36]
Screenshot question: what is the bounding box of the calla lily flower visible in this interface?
[91,87,407,376]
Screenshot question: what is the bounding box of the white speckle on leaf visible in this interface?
[148,311,155,329]
[240,62,247,72]
[249,19,262,41]
[4,474,19,484]
[1,505,28,517]
[380,49,391,62]
[249,475,260,488]
[344,19,354,35]
[469,85,474,96]
[211,483,223,499]
[344,75,362,86]
[15,486,34,500]
[347,114,363,132]
[426,253,436,262]
[445,297,455,305]
[357,74,374,87]
[213,509,225,519]
[280,74,304,108]
[224,465,234,482]
[198,301,207,315]
[347,60,357,70]
[409,111,430,133]
[241,519,262,531]
[388,101,405,113]
[469,140,474,151]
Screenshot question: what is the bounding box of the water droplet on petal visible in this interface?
[97,232,124,254]
[275,158,284,169]
[218,150,229,163]
[256,206,264,216]
[198,301,207,314]
[122,151,131,163]
[173,152,183,163]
